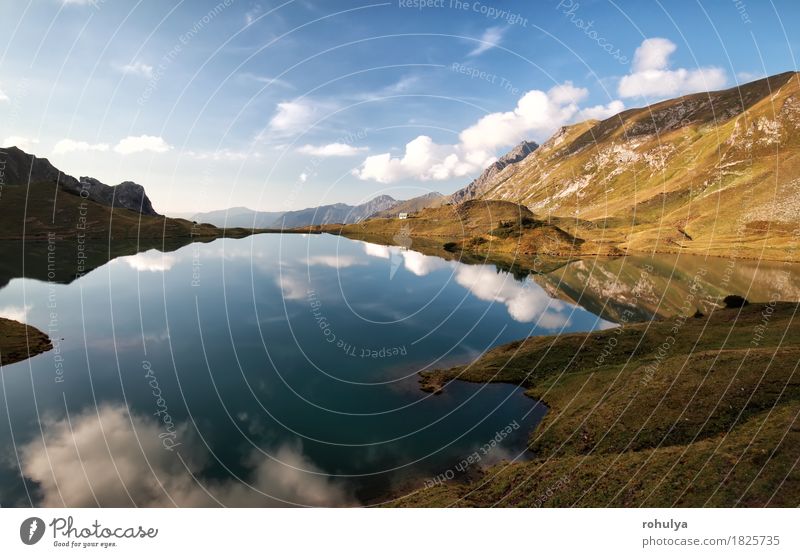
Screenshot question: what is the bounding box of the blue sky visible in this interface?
[1,0,798,214]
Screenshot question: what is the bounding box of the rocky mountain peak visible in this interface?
[75,177,158,216]
[448,140,539,204]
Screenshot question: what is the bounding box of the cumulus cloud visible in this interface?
[124,251,177,272]
[297,143,367,157]
[2,136,39,151]
[19,404,353,507]
[269,100,316,133]
[618,37,727,98]
[354,82,592,183]
[53,139,110,155]
[578,100,626,121]
[468,26,506,57]
[119,61,154,79]
[114,135,172,155]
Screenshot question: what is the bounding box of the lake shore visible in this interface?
[0,317,53,367]
[384,301,800,507]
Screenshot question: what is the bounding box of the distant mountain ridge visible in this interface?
[190,195,400,228]
[371,192,447,218]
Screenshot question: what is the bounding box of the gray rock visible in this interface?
[448,140,538,204]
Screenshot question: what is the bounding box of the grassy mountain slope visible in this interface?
[0,182,233,240]
[452,72,800,261]
[391,302,800,507]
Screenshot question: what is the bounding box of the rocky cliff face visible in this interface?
[71,177,158,216]
[0,146,79,190]
[448,140,538,204]
[0,146,159,216]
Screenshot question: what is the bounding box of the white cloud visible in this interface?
[0,87,8,102]
[2,136,39,151]
[62,0,99,5]
[578,100,625,121]
[53,138,110,154]
[299,172,308,183]
[269,100,316,133]
[119,61,154,79]
[114,135,172,155]
[354,82,591,183]
[124,251,177,272]
[297,143,367,157]
[618,38,727,99]
[632,37,676,73]
[20,404,353,507]
[468,26,506,57]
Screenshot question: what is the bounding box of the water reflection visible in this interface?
[3,233,799,507]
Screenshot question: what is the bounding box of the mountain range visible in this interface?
[187,193,442,228]
[447,71,800,260]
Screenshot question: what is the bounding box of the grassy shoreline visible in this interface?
[386,302,800,507]
[0,317,53,367]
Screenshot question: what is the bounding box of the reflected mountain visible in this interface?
[338,233,800,323]
[0,236,224,290]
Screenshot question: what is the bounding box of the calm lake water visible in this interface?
[1,233,798,507]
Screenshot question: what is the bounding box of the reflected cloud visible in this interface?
[124,250,178,272]
[361,242,450,277]
[360,241,572,324]
[20,404,354,507]
[363,242,391,259]
[0,304,32,322]
[455,265,571,327]
[306,255,365,269]
[276,274,308,301]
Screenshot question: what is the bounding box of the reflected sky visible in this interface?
[0,233,608,507]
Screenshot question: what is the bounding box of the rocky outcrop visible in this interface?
[448,140,538,204]
[0,146,159,216]
[68,177,158,216]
